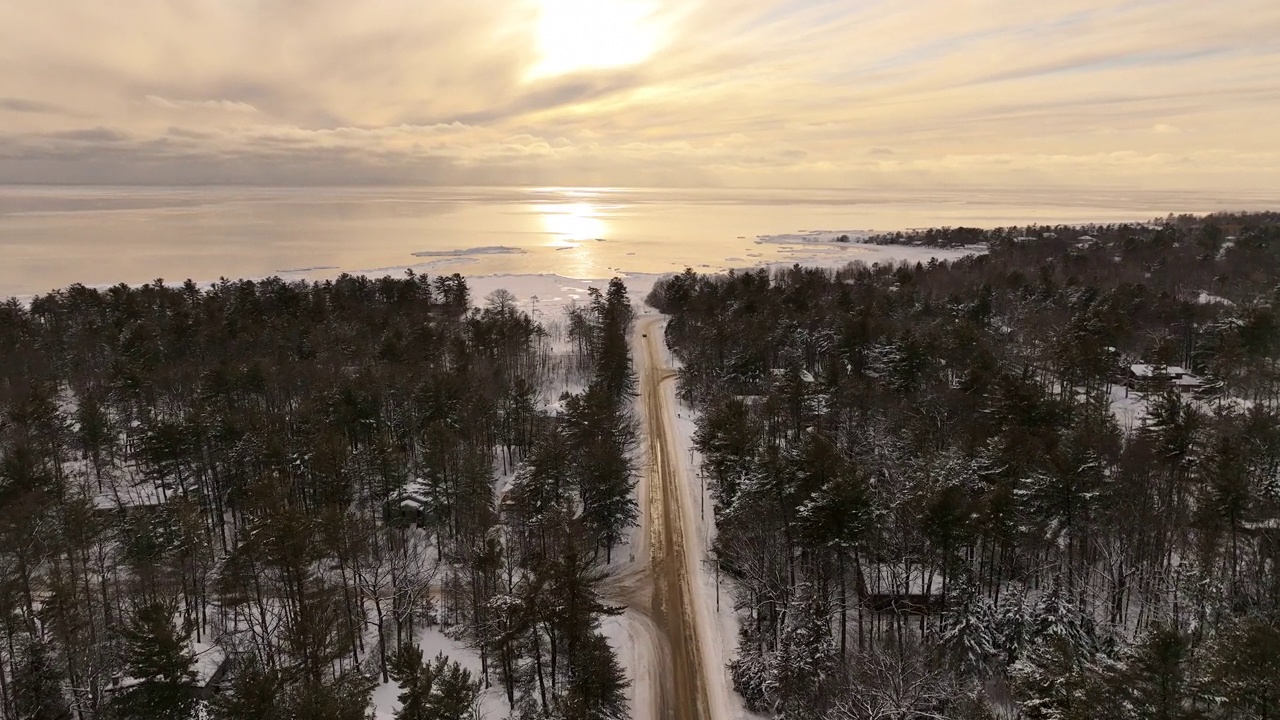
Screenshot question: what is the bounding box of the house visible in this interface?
[1241,518,1280,537]
[104,654,234,701]
[769,368,817,384]
[385,494,430,527]
[196,655,233,699]
[1125,363,1204,394]
[91,495,167,526]
[384,478,434,528]
[1171,374,1204,395]
[856,562,944,615]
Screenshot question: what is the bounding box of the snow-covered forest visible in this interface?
[0,272,639,719]
[4,210,1279,720]
[648,212,1280,719]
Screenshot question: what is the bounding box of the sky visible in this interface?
[1,0,1278,191]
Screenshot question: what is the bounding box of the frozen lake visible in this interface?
[1,184,1274,296]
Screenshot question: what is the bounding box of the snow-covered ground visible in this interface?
[463,240,986,322]
[370,625,509,720]
[1109,383,1149,435]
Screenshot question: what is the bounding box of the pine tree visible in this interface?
[387,645,480,720]
[388,643,432,720]
[429,655,482,720]
[110,602,198,720]
[207,659,281,720]
[1118,624,1199,720]
[729,627,770,712]
[937,579,997,677]
[560,632,629,720]
[12,640,72,720]
[1205,615,1280,719]
[1009,635,1106,720]
[285,671,377,720]
[763,582,835,719]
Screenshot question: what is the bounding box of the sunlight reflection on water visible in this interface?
[1,184,1270,296]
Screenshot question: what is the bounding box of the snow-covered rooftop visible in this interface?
[1130,363,1193,379]
[1196,292,1235,307]
[1243,518,1280,531]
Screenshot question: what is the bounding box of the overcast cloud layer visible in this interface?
[1,0,1278,190]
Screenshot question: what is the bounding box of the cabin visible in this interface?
[498,489,518,513]
[91,495,167,527]
[104,654,233,701]
[1240,519,1280,566]
[1241,518,1280,539]
[769,368,817,384]
[1125,363,1204,395]
[202,660,231,697]
[385,494,430,528]
[856,562,944,615]
[384,479,434,528]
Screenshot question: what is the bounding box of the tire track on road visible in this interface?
[638,316,710,720]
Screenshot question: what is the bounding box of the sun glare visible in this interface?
[530,0,660,78]
[538,202,608,242]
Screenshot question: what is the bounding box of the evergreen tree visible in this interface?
[12,640,72,720]
[937,580,998,677]
[763,582,835,719]
[285,671,377,720]
[1009,636,1107,720]
[560,632,629,720]
[1118,624,1199,720]
[388,644,480,720]
[1205,615,1280,719]
[207,659,282,720]
[110,602,198,720]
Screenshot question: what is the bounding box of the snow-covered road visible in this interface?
[606,315,738,720]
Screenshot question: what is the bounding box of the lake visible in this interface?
[1,185,1274,297]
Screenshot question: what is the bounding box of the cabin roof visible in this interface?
[1130,363,1193,379]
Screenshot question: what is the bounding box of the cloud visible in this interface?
[145,95,258,113]
[0,0,1276,191]
[0,97,65,114]
[47,127,129,143]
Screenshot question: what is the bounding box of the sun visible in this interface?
[538,202,608,242]
[529,0,661,78]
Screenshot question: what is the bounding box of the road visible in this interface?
[633,315,711,720]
